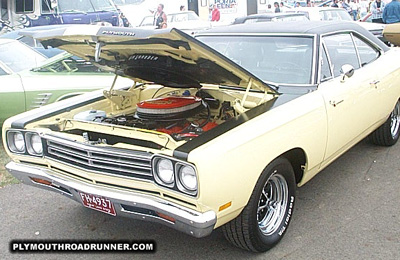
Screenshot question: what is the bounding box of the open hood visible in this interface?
[27,26,277,94]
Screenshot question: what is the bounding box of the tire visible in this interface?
[222,157,296,252]
[370,99,400,146]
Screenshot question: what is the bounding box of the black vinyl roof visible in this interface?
[197,21,389,52]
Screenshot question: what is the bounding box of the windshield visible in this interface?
[113,0,144,5]
[0,41,46,73]
[58,0,116,13]
[319,10,352,21]
[168,12,200,23]
[198,36,314,85]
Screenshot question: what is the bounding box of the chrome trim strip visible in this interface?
[6,162,216,238]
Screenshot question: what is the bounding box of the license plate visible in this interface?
[79,192,116,216]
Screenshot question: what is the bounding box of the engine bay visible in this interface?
[72,89,240,142]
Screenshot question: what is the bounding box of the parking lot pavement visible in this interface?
[0,139,399,260]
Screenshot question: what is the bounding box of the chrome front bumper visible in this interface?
[6,162,216,238]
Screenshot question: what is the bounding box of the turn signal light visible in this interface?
[219,202,232,212]
[30,177,52,186]
[156,212,176,223]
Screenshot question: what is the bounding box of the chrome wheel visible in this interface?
[390,101,400,138]
[257,171,288,236]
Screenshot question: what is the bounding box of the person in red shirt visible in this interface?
[211,4,220,21]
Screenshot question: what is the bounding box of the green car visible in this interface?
[0,39,133,124]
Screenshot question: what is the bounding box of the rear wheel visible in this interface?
[370,99,400,146]
[222,157,296,252]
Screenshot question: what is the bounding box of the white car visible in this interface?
[139,11,212,35]
[288,7,386,43]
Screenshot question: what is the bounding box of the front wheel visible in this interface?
[370,99,400,146]
[222,157,296,252]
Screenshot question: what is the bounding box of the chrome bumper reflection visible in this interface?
[6,161,216,238]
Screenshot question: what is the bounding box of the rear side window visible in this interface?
[0,65,7,76]
[323,33,360,77]
[16,0,34,13]
[353,36,379,66]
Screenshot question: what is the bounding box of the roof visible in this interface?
[0,38,16,44]
[197,21,389,51]
[233,13,307,24]
[294,7,343,11]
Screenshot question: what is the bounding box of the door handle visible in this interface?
[370,80,380,86]
[329,100,344,107]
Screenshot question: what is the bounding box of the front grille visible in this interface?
[44,136,153,180]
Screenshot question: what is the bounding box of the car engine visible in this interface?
[73,90,236,141]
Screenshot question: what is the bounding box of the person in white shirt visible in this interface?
[349,0,359,20]
[358,0,368,18]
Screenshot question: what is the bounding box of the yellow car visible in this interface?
[3,22,400,252]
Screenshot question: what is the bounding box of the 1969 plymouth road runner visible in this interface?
[3,21,400,252]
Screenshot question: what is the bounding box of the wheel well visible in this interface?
[280,148,306,184]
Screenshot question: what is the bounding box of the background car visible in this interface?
[0,51,133,124]
[0,25,70,57]
[233,13,309,24]
[139,11,212,34]
[383,23,400,46]
[287,7,386,43]
[0,38,46,74]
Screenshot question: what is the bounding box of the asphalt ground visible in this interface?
[0,138,399,259]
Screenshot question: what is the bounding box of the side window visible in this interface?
[15,0,34,13]
[353,36,379,66]
[320,45,332,81]
[323,33,360,78]
[42,0,52,13]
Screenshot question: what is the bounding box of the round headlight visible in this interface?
[156,159,174,185]
[13,132,25,153]
[28,133,43,155]
[178,165,197,191]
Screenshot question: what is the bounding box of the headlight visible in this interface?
[26,133,43,156]
[7,131,25,153]
[154,158,174,186]
[152,156,198,196]
[177,164,198,195]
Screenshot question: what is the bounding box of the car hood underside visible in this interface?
[27,26,277,94]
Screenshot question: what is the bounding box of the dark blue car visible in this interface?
[17,0,122,27]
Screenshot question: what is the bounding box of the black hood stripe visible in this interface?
[10,94,104,129]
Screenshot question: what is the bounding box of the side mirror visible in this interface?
[340,64,354,82]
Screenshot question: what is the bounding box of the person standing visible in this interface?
[274,2,281,13]
[349,0,359,20]
[371,0,386,23]
[359,0,368,18]
[280,2,287,12]
[211,4,220,21]
[153,3,167,29]
[383,0,400,23]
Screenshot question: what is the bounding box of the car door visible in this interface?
[0,68,25,125]
[317,32,382,164]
